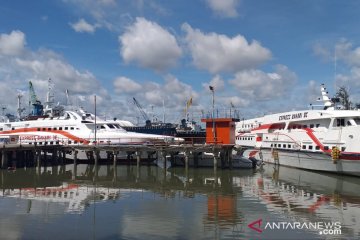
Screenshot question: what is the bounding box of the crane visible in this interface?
[28,81,43,116]
[133,97,151,126]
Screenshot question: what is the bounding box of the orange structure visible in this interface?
[201,118,238,145]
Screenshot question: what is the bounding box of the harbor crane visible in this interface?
[28,81,43,116]
[132,97,151,126]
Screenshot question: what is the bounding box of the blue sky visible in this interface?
[1,0,360,123]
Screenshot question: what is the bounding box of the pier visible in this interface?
[1,143,235,170]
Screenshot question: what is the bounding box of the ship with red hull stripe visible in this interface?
[235,84,360,176]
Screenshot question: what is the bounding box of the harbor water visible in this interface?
[0,162,359,239]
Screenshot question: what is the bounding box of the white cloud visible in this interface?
[70,18,97,33]
[113,76,142,93]
[120,17,182,71]
[182,23,271,74]
[206,0,240,18]
[229,65,297,100]
[0,30,26,56]
[208,75,225,91]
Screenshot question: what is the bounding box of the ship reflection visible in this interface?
[1,163,360,238]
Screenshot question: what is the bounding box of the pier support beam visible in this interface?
[136,150,141,168]
[72,150,78,180]
[112,151,117,182]
[161,151,167,169]
[184,150,189,171]
[213,151,218,171]
[1,151,8,169]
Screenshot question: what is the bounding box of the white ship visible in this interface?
[235,84,360,176]
[0,81,182,160]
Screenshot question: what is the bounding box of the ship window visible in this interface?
[59,127,62,130]
[324,146,329,150]
[316,124,320,128]
[43,128,46,131]
[76,128,79,130]
[342,147,346,151]
[68,141,72,144]
[48,128,51,131]
[74,141,78,144]
[347,121,352,126]
[302,145,306,149]
[101,125,106,129]
[37,128,40,131]
[354,118,360,125]
[336,118,345,127]
[39,142,43,145]
[292,126,296,129]
[308,145,313,150]
[50,141,53,145]
[65,127,68,130]
[12,127,15,130]
[315,146,320,150]
[310,124,314,128]
[270,144,273,147]
[53,127,57,130]
[70,127,74,130]
[288,144,291,148]
[283,144,286,148]
[303,125,307,128]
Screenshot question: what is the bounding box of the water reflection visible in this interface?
[0,164,359,239]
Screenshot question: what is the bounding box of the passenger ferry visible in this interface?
[235,84,360,176]
[0,108,178,147]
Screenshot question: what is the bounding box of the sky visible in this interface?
[1,0,360,124]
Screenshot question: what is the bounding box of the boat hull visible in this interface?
[243,148,360,176]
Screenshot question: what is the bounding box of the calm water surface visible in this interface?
[0,163,359,240]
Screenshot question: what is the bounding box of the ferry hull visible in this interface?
[243,148,360,177]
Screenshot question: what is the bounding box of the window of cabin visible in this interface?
[70,127,74,130]
[53,127,57,130]
[288,144,291,148]
[336,118,345,127]
[283,144,286,148]
[68,141,72,144]
[303,125,307,129]
[315,146,320,150]
[12,127,15,130]
[37,128,40,131]
[270,144,273,147]
[65,127,68,130]
[308,145,313,150]
[302,145,306,149]
[310,124,314,128]
[316,124,320,128]
[324,146,329,150]
[59,127,63,130]
[48,128,51,131]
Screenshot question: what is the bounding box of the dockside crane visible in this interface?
[28,81,43,116]
[133,97,151,126]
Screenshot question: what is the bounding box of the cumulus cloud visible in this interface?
[120,17,182,71]
[70,18,98,33]
[182,23,271,74]
[202,75,225,91]
[206,0,240,18]
[0,30,26,56]
[229,65,297,100]
[113,76,142,93]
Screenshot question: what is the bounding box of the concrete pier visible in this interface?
[0,143,237,170]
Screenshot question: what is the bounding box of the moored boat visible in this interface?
[235,84,360,176]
